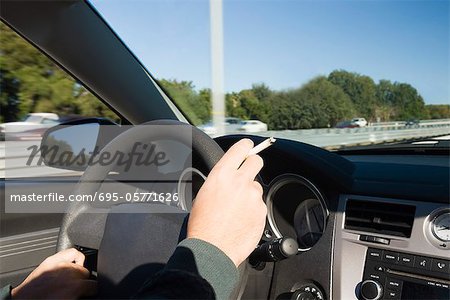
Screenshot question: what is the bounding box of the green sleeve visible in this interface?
[168,238,239,299]
[1,285,12,300]
[136,238,239,299]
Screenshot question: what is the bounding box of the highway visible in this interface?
[1,120,449,178]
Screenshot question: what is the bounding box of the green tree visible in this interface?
[426,105,450,119]
[225,89,268,122]
[297,76,355,127]
[0,22,118,123]
[251,83,272,102]
[391,83,426,120]
[158,79,211,125]
[328,70,378,120]
[266,91,312,129]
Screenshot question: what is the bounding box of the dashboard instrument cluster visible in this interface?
[266,174,328,252]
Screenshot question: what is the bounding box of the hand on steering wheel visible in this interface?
[187,138,266,267]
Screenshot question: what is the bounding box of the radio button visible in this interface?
[431,259,450,274]
[360,280,383,300]
[386,278,402,291]
[367,248,382,261]
[369,273,384,281]
[372,237,389,245]
[399,253,414,267]
[414,256,431,270]
[385,290,400,299]
[374,265,385,272]
[383,251,399,263]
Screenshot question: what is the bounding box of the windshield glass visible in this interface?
[91,0,449,150]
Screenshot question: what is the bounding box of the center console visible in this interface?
[333,195,450,300]
[360,248,449,299]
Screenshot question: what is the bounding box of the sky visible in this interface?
[91,0,449,105]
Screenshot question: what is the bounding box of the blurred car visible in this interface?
[405,119,420,127]
[335,121,360,129]
[197,117,243,135]
[0,113,59,133]
[350,118,368,127]
[238,120,268,132]
[0,114,92,141]
[0,113,59,140]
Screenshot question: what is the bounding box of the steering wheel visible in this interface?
[56,120,249,298]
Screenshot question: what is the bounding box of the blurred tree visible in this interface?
[328,70,378,120]
[426,105,450,119]
[0,22,118,123]
[391,83,426,120]
[225,89,268,122]
[158,79,211,125]
[251,83,272,102]
[297,76,355,127]
[266,91,311,130]
[375,80,397,121]
[197,88,212,122]
[376,80,396,106]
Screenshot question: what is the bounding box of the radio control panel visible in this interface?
[359,248,450,300]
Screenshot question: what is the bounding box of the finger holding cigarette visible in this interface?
[246,137,276,158]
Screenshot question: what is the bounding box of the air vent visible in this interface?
[344,200,416,238]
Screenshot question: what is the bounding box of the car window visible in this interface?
[92,0,449,150]
[0,22,121,179]
[41,118,59,125]
[22,115,43,123]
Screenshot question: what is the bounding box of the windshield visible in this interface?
[91,0,449,150]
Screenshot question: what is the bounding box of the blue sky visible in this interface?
[91,0,449,104]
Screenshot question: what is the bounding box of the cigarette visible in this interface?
[247,137,276,157]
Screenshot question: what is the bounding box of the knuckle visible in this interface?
[260,203,268,214]
[253,188,263,199]
[56,261,69,269]
[66,248,79,255]
[253,181,263,193]
[253,155,264,167]
[240,138,254,149]
[210,165,225,179]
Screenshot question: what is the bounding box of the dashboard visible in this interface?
[215,135,450,300]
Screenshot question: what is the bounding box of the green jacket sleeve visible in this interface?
[1,285,12,300]
[136,238,239,299]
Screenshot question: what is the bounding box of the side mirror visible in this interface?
[40,118,120,171]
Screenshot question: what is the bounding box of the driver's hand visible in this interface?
[187,138,266,267]
[11,248,97,299]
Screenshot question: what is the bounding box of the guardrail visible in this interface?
[215,120,450,148]
[261,125,450,148]
[370,118,450,127]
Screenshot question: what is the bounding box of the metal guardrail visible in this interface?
[369,119,450,127]
[261,126,450,149]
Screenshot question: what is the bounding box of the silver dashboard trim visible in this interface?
[332,194,449,300]
[425,207,450,249]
